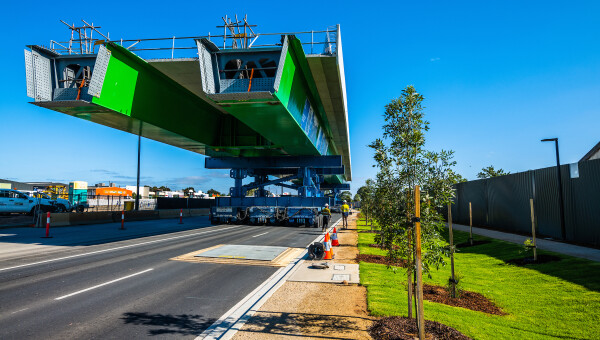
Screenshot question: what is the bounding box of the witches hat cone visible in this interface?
[323,232,333,260]
[331,227,340,246]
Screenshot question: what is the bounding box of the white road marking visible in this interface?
[252,232,269,238]
[0,225,245,272]
[11,308,29,314]
[55,268,154,300]
[0,234,16,237]
[197,217,342,340]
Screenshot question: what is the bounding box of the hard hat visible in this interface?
[325,203,329,207]
[343,200,347,203]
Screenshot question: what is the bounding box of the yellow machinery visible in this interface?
[44,185,69,200]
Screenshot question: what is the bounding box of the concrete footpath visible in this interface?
[452,223,600,262]
[0,216,210,262]
[232,214,373,340]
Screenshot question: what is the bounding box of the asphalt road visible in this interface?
[0,217,338,339]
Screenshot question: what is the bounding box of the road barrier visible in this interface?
[120,210,125,230]
[179,208,183,224]
[41,212,52,238]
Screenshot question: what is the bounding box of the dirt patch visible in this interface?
[422,284,505,315]
[506,254,561,266]
[369,316,471,340]
[455,240,491,248]
[356,254,407,267]
[233,281,373,339]
[334,227,359,263]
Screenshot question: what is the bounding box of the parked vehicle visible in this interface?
[0,189,44,215]
[22,191,73,212]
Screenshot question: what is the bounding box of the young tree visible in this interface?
[477,165,509,179]
[357,179,376,227]
[369,85,456,333]
[182,187,195,197]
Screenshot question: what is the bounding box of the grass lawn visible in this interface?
[357,218,600,339]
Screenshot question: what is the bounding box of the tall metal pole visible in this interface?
[541,138,566,240]
[135,133,141,211]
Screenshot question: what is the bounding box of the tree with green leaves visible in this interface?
[149,186,171,192]
[477,165,509,179]
[182,187,195,197]
[357,178,376,228]
[339,190,353,203]
[369,85,457,332]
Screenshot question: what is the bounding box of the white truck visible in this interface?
[0,189,46,215]
[21,191,76,213]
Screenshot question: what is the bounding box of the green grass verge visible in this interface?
[356,218,600,339]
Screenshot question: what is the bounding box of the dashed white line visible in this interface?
[55,268,154,300]
[0,225,244,272]
[252,232,269,238]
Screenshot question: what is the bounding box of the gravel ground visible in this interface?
[233,214,374,340]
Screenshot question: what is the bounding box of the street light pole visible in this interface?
[541,138,566,240]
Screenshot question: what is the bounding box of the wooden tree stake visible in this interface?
[530,198,537,261]
[415,186,425,339]
[448,203,456,298]
[469,201,473,245]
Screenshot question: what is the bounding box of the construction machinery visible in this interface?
[23,16,351,226]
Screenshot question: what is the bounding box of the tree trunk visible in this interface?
[407,230,413,319]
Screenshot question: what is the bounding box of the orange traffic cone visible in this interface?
[323,232,332,260]
[331,227,340,246]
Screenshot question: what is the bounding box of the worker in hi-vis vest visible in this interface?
[321,203,331,231]
[341,200,350,229]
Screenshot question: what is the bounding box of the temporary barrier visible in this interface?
[41,212,53,238]
[331,227,339,246]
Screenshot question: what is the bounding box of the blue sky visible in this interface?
[1,1,599,194]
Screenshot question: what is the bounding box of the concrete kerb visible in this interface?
[196,217,343,340]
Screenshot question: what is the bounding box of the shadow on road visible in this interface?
[121,312,216,336]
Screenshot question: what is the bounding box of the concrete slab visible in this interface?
[195,244,289,261]
[288,260,359,284]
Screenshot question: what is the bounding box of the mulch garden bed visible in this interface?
[369,243,400,250]
[506,254,561,266]
[356,254,407,267]
[422,284,505,315]
[455,240,491,248]
[369,316,471,340]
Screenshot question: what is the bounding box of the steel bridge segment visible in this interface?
[205,155,342,169]
[25,43,281,158]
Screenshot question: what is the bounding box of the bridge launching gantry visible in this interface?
[24,17,351,226]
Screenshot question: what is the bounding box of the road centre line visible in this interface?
[55,268,153,300]
[0,225,246,272]
[252,232,269,238]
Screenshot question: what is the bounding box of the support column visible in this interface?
[229,169,247,197]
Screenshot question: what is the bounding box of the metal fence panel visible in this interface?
[487,171,531,234]
[452,158,600,247]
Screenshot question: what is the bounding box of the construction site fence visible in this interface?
[156,197,215,210]
[451,158,600,248]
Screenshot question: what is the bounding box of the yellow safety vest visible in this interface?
[341,204,350,212]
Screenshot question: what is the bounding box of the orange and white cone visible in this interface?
[331,227,340,246]
[323,232,333,260]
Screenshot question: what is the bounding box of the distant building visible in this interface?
[126,186,150,199]
[95,187,133,197]
[580,141,600,162]
[0,179,34,191]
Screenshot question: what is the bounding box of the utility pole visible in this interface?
[135,126,142,211]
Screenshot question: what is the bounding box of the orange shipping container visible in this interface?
[95,187,132,197]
